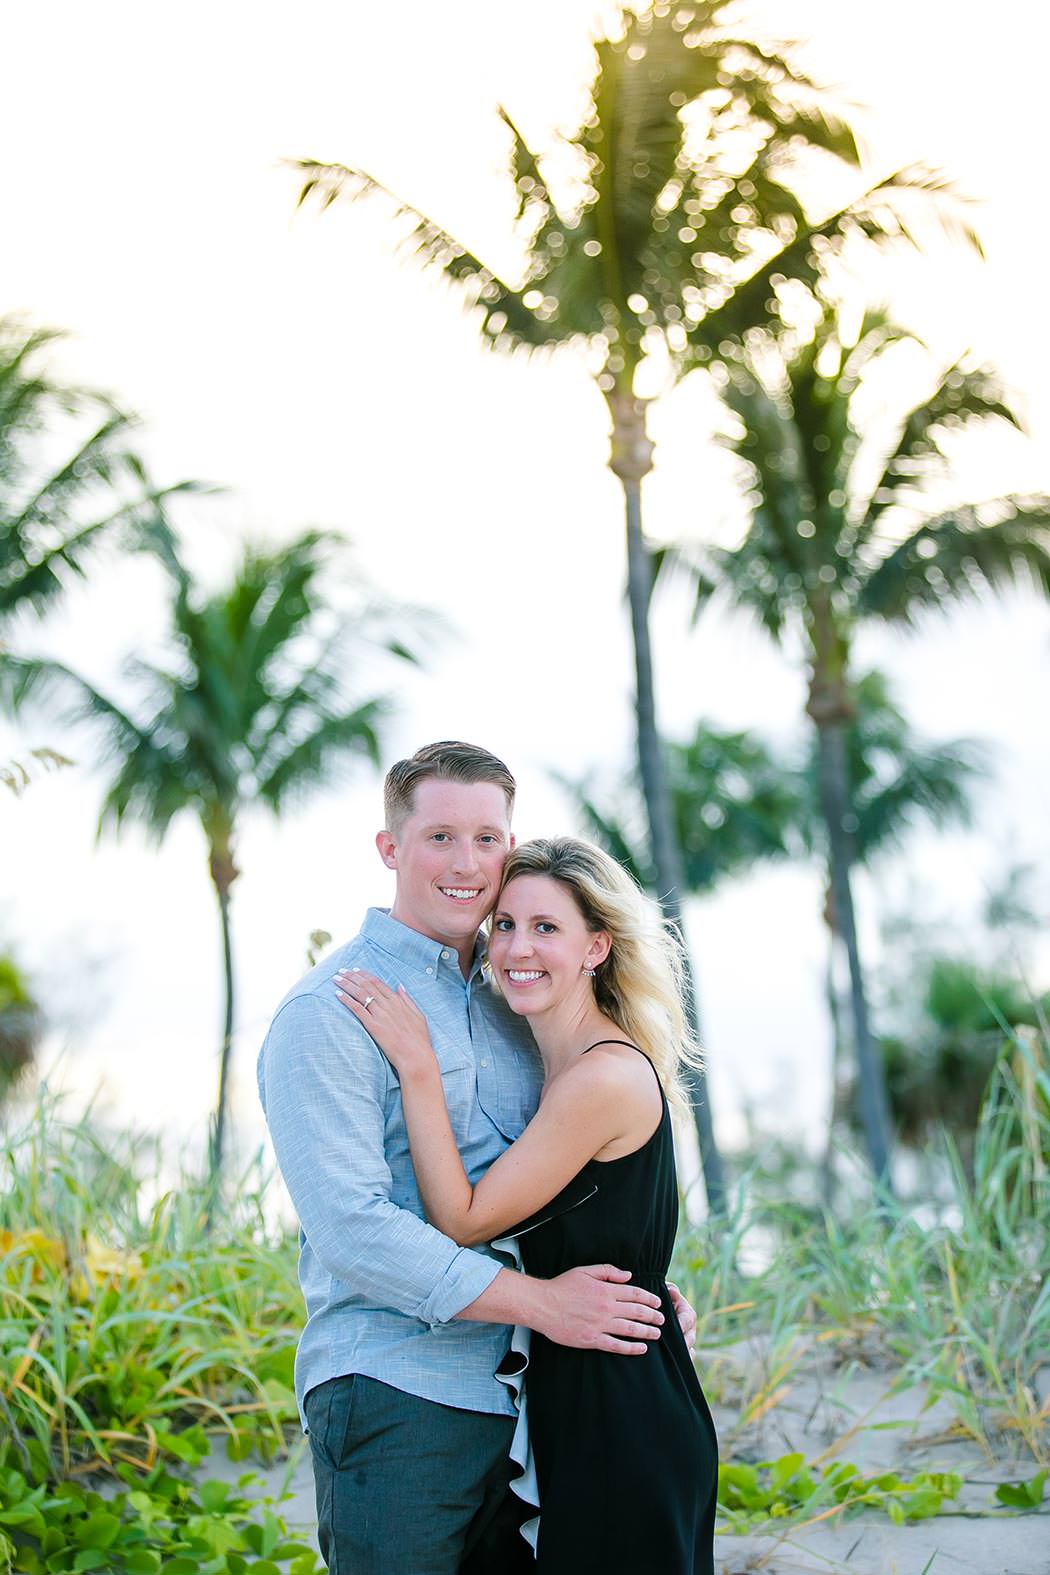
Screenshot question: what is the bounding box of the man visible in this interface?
[259,741,694,1574]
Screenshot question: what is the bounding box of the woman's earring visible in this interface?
[582,966,597,977]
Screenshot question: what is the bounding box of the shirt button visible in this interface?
[426,966,434,975]
[479,1058,488,1068]
[440,950,450,960]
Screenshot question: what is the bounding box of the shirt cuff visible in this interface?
[417,1247,505,1326]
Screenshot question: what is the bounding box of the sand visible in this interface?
[224,1345,1049,1575]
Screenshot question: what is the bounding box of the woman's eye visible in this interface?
[494,918,513,931]
[536,923,556,934]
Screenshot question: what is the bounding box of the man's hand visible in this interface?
[667,1281,697,1354]
[531,1264,664,1355]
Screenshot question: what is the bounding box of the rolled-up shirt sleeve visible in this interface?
[259,992,501,1325]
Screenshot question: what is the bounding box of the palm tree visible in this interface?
[794,669,987,1189]
[566,721,799,892]
[12,531,421,1190]
[568,673,986,1173]
[670,306,1050,1188]
[0,317,190,638]
[291,1,966,1212]
[802,670,985,872]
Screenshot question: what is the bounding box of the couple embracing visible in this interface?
[258,741,718,1573]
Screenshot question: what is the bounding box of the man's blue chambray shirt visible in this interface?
[257,907,544,1426]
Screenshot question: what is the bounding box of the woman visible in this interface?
[334,836,718,1572]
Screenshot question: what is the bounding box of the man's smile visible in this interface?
[439,886,483,902]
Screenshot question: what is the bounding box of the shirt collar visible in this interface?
[361,907,488,981]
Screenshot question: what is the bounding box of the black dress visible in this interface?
[514,1043,718,1574]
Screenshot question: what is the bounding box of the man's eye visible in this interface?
[432,833,449,842]
[479,835,501,845]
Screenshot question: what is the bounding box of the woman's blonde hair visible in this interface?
[495,836,703,1103]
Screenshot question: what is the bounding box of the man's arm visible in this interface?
[260,992,499,1324]
[259,993,664,1349]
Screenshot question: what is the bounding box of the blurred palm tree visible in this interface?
[571,672,986,1166]
[669,305,1050,1188]
[799,670,986,874]
[11,531,422,1191]
[0,317,190,640]
[796,669,987,1189]
[567,721,799,891]
[292,1,970,1211]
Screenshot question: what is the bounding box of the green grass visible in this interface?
[0,1103,302,1484]
[674,1031,1050,1468]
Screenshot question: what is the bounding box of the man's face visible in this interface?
[378,777,513,948]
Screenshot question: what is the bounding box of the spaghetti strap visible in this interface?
[582,1038,664,1096]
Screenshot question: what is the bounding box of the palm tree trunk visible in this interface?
[811,714,895,1192]
[819,915,848,1205]
[608,389,727,1216]
[207,833,239,1205]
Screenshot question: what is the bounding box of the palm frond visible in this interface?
[790,668,987,863]
[0,746,72,797]
[290,158,550,351]
[8,410,139,526]
[497,106,555,218]
[854,737,987,857]
[0,483,191,623]
[839,162,985,259]
[0,318,197,626]
[0,652,60,716]
[256,700,387,813]
[859,495,1050,623]
[561,718,799,897]
[862,362,1025,531]
[721,369,813,558]
[562,777,650,887]
[0,655,188,837]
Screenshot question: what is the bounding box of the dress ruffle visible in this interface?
[491,1236,539,1554]
[491,1174,600,1557]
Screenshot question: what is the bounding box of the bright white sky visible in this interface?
[2,0,1048,1177]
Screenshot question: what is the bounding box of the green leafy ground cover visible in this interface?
[0,1035,1046,1568]
[0,1460,318,1575]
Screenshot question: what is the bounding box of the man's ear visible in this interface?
[508,833,516,851]
[376,829,397,870]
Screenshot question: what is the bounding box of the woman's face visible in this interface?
[487,873,609,1015]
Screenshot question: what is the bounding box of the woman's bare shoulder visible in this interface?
[558,1040,660,1104]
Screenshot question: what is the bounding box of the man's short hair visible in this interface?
[383,741,516,832]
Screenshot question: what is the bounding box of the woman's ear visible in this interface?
[586,931,612,970]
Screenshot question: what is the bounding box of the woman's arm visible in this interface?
[334,968,636,1246]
